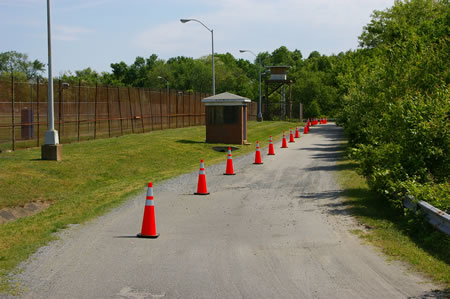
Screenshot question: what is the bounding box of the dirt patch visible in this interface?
[0,201,51,225]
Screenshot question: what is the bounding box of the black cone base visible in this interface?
[137,233,160,239]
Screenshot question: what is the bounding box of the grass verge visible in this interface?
[335,145,450,288]
[0,120,300,294]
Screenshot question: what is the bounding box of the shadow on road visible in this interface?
[298,190,341,201]
[321,141,450,288]
[304,163,358,172]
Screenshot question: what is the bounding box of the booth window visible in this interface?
[207,106,239,125]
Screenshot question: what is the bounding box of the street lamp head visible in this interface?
[180,19,191,23]
[239,50,247,53]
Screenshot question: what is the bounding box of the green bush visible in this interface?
[337,0,449,214]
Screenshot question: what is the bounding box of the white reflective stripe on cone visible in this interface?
[145,199,154,206]
[199,170,206,175]
[147,188,153,197]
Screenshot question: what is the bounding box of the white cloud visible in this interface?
[58,0,113,11]
[53,25,93,41]
[0,0,40,8]
[133,0,394,58]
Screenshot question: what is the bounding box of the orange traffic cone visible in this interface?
[289,128,295,143]
[195,160,209,195]
[295,126,300,138]
[253,141,263,164]
[137,182,159,239]
[268,136,275,155]
[281,131,288,148]
[224,147,235,175]
[304,125,309,134]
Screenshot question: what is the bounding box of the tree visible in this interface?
[0,51,45,79]
[336,0,449,210]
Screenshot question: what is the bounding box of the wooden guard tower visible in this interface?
[264,66,293,120]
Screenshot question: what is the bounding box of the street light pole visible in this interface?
[45,0,59,145]
[240,49,263,122]
[42,0,62,160]
[180,18,215,95]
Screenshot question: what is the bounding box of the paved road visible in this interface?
[15,124,438,298]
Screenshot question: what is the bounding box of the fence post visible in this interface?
[77,79,81,142]
[159,88,163,130]
[167,89,171,128]
[137,88,145,133]
[175,91,179,128]
[188,91,191,127]
[107,86,111,137]
[94,83,98,139]
[58,79,62,133]
[117,87,123,136]
[195,92,198,125]
[182,92,185,128]
[127,87,135,134]
[148,89,153,131]
[11,73,15,151]
[36,77,40,147]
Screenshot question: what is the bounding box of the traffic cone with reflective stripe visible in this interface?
[268,136,275,155]
[195,160,209,195]
[224,147,235,175]
[289,128,295,143]
[137,182,159,239]
[295,126,300,138]
[253,141,263,164]
[281,131,288,148]
[304,125,309,134]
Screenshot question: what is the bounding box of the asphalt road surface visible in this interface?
[14,124,438,298]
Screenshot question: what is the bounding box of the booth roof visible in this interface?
[202,92,251,105]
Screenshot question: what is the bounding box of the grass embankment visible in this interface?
[335,147,450,287]
[0,121,298,293]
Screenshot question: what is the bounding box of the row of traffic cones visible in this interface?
[137,121,318,238]
[308,117,328,126]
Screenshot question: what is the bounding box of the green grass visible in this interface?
[335,145,450,288]
[0,120,299,293]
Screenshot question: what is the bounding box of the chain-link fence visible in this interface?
[0,79,258,151]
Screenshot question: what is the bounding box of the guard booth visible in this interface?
[202,92,251,144]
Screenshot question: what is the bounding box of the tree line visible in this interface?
[1,1,448,215]
[1,47,342,119]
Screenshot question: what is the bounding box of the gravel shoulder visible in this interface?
[11,124,439,298]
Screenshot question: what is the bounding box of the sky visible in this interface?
[0,0,394,75]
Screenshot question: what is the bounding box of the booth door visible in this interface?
[243,105,247,140]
